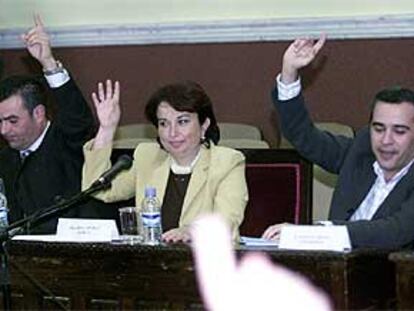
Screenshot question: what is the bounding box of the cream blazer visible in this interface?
[82,141,248,238]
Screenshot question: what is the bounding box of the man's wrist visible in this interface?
[276,73,301,101]
[43,59,64,75]
[93,126,118,149]
[280,66,299,84]
[44,62,70,89]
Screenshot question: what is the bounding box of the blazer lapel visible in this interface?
[336,156,376,220]
[353,169,376,209]
[373,164,414,219]
[181,148,209,216]
[148,155,170,203]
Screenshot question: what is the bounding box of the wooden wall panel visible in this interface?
[2,38,414,146]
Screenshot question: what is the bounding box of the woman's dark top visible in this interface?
[161,171,191,232]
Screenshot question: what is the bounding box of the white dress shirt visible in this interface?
[276,73,301,100]
[351,160,413,221]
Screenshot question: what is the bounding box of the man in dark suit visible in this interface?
[0,15,116,234]
[263,36,414,249]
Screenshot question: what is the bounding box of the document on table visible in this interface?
[279,225,352,252]
[12,234,57,242]
[240,236,279,247]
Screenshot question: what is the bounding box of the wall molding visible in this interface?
[1,14,413,49]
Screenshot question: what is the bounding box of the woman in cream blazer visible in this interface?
[83,80,248,242]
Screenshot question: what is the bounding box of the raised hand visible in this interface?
[281,35,326,84]
[191,215,332,310]
[92,80,121,129]
[21,14,55,70]
[91,80,121,148]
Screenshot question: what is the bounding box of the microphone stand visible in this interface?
[0,241,10,310]
[0,181,109,310]
[1,182,109,241]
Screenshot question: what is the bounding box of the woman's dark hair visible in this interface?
[145,81,220,146]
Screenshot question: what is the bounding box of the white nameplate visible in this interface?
[55,218,119,242]
[279,225,351,252]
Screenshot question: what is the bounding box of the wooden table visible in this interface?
[389,251,414,310]
[2,241,395,310]
[250,246,396,310]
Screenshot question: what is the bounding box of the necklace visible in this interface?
[170,149,201,174]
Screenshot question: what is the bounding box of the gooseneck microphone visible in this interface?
[91,154,133,188]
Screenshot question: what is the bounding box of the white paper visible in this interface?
[55,218,119,242]
[12,235,58,242]
[240,236,279,247]
[279,225,351,252]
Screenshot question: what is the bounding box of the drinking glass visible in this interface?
[118,207,142,244]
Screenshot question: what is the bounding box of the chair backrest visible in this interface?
[114,124,157,140]
[218,122,262,140]
[239,149,312,237]
[315,122,354,138]
[279,121,354,149]
[312,121,354,187]
[218,139,270,149]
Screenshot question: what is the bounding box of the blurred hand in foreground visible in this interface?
[191,215,332,311]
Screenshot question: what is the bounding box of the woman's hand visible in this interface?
[162,227,191,243]
[91,79,121,148]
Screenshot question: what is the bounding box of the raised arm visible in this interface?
[21,14,95,149]
[281,35,326,84]
[82,79,136,200]
[21,14,58,72]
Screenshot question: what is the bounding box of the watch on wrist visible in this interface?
[43,60,64,76]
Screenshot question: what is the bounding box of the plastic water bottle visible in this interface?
[0,178,9,230]
[141,187,162,245]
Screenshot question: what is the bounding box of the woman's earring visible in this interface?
[200,135,210,147]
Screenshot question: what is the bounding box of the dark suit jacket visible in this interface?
[0,77,118,234]
[272,90,414,249]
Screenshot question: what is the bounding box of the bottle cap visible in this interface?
[145,187,156,198]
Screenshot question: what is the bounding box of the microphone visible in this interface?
[4,154,133,241]
[91,154,133,188]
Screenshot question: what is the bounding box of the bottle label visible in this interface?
[0,210,8,228]
[141,212,161,228]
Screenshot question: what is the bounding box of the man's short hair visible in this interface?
[0,75,47,114]
[369,86,414,120]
